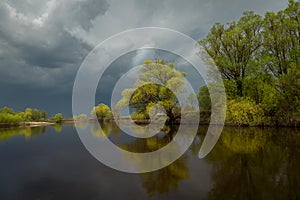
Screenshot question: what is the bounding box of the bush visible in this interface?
[53,113,63,124]
[131,112,148,120]
[0,113,23,123]
[91,104,112,119]
[226,98,265,126]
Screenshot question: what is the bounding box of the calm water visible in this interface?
[0,123,300,200]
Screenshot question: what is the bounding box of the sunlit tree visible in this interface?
[116,60,186,124]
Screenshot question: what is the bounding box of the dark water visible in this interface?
[0,124,300,200]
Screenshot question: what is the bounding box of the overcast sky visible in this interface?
[0,0,288,117]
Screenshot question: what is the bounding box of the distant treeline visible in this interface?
[0,107,63,124]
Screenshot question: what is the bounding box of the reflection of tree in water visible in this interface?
[120,125,190,197]
[89,122,300,199]
[189,125,209,155]
[221,128,267,154]
[140,155,189,197]
[52,124,62,132]
[271,130,300,200]
[90,122,121,140]
[202,127,300,200]
[0,126,46,141]
[90,122,190,196]
[118,125,176,153]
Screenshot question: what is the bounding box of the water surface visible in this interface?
[0,124,299,200]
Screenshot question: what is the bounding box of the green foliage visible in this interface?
[0,107,21,123]
[0,107,14,114]
[0,106,48,124]
[198,86,211,111]
[198,11,263,97]
[0,113,23,123]
[263,0,300,78]
[131,112,148,121]
[24,108,33,121]
[32,109,41,121]
[91,103,112,120]
[53,113,63,124]
[260,83,280,117]
[52,124,62,132]
[116,60,185,124]
[198,1,300,126]
[226,98,265,126]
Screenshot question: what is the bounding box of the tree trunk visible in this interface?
[166,110,176,125]
[236,79,243,97]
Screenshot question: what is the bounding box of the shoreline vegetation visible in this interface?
[0,106,67,129]
[2,118,300,129]
[0,109,299,129]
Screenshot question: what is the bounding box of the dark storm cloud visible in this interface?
[0,0,288,116]
[0,0,109,71]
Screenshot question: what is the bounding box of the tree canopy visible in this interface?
[53,113,63,124]
[116,60,186,124]
[198,0,300,126]
[0,106,48,124]
[91,103,113,120]
[198,11,263,97]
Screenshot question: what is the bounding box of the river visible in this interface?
[0,123,299,199]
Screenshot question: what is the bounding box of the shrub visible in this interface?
[226,98,265,126]
[53,113,63,124]
[131,112,148,120]
[0,113,23,123]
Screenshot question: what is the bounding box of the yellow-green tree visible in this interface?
[116,60,186,124]
[91,103,112,120]
[53,113,63,124]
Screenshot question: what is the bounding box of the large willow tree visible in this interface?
[116,60,186,124]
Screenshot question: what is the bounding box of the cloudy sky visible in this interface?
[0,0,288,117]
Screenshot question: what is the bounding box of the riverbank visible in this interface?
[0,121,55,128]
[2,117,300,129]
[0,118,98,129]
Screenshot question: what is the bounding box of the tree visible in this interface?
[24,108,33,121]
[53,113,63,124]
[198,86,211,111]
[197,1,300,125]
[198,11,263,97]
[91,103,112,120]
[32,109,41,121]
[40,111,47,120]
[263,0,300,78]
[0,107,14,114]
[262,0,300,122]
[116,60,186,124]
